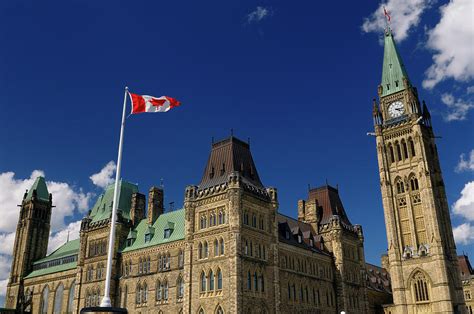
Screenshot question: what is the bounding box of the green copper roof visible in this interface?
[121,208,185,253]
[25,261,77,279]
[25,176,49,202]
[381,28,410,97]
[89,180,138,223]
[33,239,80,265]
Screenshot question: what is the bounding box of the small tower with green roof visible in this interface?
[5,176,53,310]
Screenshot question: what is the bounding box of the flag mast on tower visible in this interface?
[100,88,181,308]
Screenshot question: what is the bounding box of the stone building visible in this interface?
[372,27,466,313]
[459,255,474,313]
[5,136,380,314]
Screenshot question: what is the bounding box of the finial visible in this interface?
[230,128,234,137]
[211,137,214,144]
[325,178,329,186]
[160,178,164,188]
[248,137,251,146]
[67,231,70,242]
[125,86,129,91]
[308,184,311,191]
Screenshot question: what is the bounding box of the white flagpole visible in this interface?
[100,86,129,308]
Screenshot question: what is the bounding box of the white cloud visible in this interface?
[246,6,271,24]
[453,223,474,245]
[423,0,474,89]
[0,232,15,255]
[90,161,116,188]
[0,170,92,233]
[453,181,474,222]
[440,93,474,121]
[362,0,432,42]
[456,149,474,172]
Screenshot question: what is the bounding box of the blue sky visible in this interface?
[0,0,473,303]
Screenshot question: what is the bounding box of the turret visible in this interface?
[147,186,164,225]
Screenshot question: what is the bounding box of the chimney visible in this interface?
[148,187,164,225]
[130,192,146,226]
[297,200,306,222]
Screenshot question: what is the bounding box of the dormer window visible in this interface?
[395,80,399,87]
[127,238,134,246]
[309,238,314,247]
[387,84,390,90]
[144,234,152,243]
[164,229,171,239]
[297,235,302,243]
[285,231,290,240]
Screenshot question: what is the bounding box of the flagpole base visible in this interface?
[99,296,112,307]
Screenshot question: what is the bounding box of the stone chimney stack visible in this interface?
[130,192,146,226]
[148,186,164,225]
[297,200,306,222]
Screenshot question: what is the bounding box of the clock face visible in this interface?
[388,101,405,118]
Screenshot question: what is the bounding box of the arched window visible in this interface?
[67,282,75,314]
[136,283,141,304]
[396,178,405,194]
[396,142,402,161]
[252,214,257,227]
[138,257,143,274]
[402,139,409,159]
[53,283,63,314]
[41,286,49,314]
[244,240,248,255]
[200,215,207,229]
[247,271,251,290]
[163,280,169,300]
[409,137,416,157]
[198,243,203,259]
[216,305,224,314]
[156,280,162,301]
[217,269,222,290]
[218,211,223,224]
[199,308,205,314]
[410,177,419,191]
[178,250,184,268]
[201,271,207,292]
[412,271,430,302]
[214,239,219,256]
[388,144,395,164]
[204,241,209,258]
[220,238,224,255]
[260,275,265,292]
[209,269,215,290]
[254,272,258,291]
[141,282,147,303]
[177,276,184,298]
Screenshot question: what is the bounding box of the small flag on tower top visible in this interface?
[383,7,391,23]
[129,92,181,114]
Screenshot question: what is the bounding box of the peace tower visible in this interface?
[372,28,466,313]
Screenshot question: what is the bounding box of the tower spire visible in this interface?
[380,29,410,97]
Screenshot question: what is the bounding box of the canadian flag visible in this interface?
[129,92,181,114]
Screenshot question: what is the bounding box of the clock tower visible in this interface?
[373,28,466,313]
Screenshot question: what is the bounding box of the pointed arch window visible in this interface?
[247,271,251,290]
[177,276,184,298]
[178,250,184,268]
[214,239,219,256]
[209,269,215,290]
[396,178,405,194]
[204,241,209,258]
[396,142,402,161]
[53,283,64,314]
[402,139,409,159]
[388,144,395,164]
[220,238,224,255]
[254,272,258,291]
[198,243,203,259]
[201,271,207,292]
[409,138,416,157]
[199,308,205,314]
[41,286,49,314]
[67,282,75,314]
[410,177,419,191]
[413,271,430,302]
[217,269,222,290]
[156,280,162,301]
[163,280,169,300]
[216,305,224,314]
